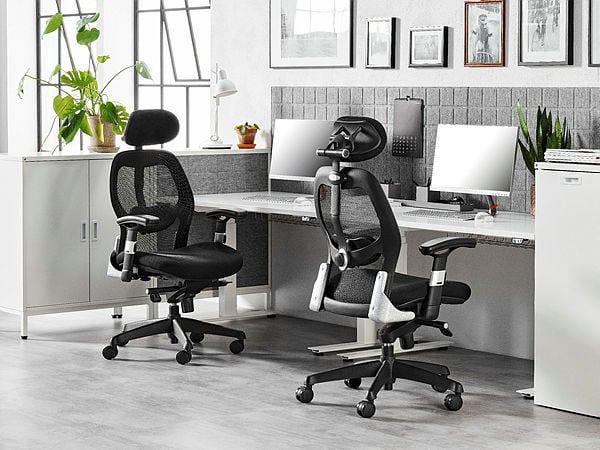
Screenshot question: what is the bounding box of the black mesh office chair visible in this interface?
[295,117,477,418]
[102,109,247,365]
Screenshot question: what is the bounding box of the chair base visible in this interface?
[296,343,464,418]
[102,304,246,365]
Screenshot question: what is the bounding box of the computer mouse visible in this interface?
[474,211,494,223]
[293,196,312,206]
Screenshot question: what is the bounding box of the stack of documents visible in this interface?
[545,149,600,164]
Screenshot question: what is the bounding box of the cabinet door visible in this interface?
[88,159,148,302]
[23,161,90,307]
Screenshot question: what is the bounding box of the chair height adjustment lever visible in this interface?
[417,319,453,337]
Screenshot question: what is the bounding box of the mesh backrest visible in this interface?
[315,166,401,303]
[110,149,194,253]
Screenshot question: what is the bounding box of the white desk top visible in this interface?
[194,191,535,241]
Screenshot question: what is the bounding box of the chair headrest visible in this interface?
[324,116,387,162]
[123,109,180,147]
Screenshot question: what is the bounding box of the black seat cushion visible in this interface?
[118,242,242,281]
[323,269,471,317]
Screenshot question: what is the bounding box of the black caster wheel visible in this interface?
[102,345,118,360]
[229,340,244,354]
[344,378,362,389]
[356,400,376,418]
[111,314,123,319]
[21,336,28,340]
[190,332,205,344]
[295,385,314,403]
[444,393,463,411]
[176,350,192,365]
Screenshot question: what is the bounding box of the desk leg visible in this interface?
[218,219,238,318]
[21,312,28,339]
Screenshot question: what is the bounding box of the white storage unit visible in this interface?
[535,162,600,418]
[0,153,148,337]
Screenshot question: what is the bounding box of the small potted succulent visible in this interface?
[234,122,260,148]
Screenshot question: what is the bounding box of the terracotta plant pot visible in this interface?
[530,184,536,217]
[237,129,257,145]
[87,115,118,153]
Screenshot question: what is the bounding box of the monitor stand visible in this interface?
[400,200,474,211]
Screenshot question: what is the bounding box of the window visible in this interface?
[37,0,98,151]
[135,0,211,149]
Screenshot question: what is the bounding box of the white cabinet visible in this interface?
[535,163,600,418]
[0,154,149,338]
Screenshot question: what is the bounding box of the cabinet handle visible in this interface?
[92,220,98,241]
[81,221,87,242]
[561,176,582,185]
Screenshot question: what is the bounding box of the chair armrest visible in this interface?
[418,237,476,256]
[205,208,247,221]
[206,208,247,244]
[117,214,160,228]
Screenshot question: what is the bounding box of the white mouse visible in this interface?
[474,211,494,223]
[293,196,312,206]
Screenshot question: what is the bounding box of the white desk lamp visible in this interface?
[202,64,237,149]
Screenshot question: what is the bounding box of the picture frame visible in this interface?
[365,17,395,68]
[269,0,354,68]
[518,0,573,66]
[409,26,448,67]
[590,0,600,66]
[464,0,505,67]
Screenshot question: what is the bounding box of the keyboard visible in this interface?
[403,209,477,221]
[242,194,299,205]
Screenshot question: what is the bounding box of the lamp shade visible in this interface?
[214,69,237,98]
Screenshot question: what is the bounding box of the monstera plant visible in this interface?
[19,12,152,151]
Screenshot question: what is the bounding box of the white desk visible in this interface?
[194,191,535,359]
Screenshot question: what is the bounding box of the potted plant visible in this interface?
[18,12,152,152]
[234,122,260,148]
[516,102,571,216]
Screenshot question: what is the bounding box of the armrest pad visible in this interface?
[206,208,247,220]
[419,237,476,256]
[117,214,160,227]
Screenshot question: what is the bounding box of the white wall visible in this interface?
[212,0,600,146]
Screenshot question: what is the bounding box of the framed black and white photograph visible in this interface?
[365,18,395,68]
[269,0,354,68]
[464,0,505,67]
[409,26,448,67]
[590,0,600,66]
[519,0,573,65]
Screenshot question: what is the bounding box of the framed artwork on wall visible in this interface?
[409,26,448,67]
[365,18,395,68]
[269,0,354,68]
[464,0,505,67]
[519,0,573,65]
[590,0,600,66]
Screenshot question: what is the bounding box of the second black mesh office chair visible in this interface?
[295,116,476,418]
[102,109,247,365]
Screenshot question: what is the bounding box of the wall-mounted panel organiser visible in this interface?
[392,97,424,158]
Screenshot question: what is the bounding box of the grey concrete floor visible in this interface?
[0,306,598,449]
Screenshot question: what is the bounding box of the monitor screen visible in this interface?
[269,119,334,181]
[430,124,518,197]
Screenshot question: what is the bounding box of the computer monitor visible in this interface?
[269,119,334,181]
[430,124,518,197]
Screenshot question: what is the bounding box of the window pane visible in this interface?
[40,86,61,152]
[138,86,162,109]
[138,11,161,84]
[39,21,59,79]
[164,10,199,80]
[190,9,210,79]
[188,87,210,146]
[187,0,211,7]
[59,0,97,14]
[163,87,187,149]
[163,0,186,9]
[138,0,161,11]
[60,15,96,71]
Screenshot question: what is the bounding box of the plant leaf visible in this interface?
[518,140,535,175]
[80,115,92,136]
[43,13,63,35]
[97,55,110,64]
[99,102,118,125]
[94,120,105,143]
[76,13,100,32]
[111,105,129,135]
[52,95,75,120]
[59,111,85,144]
[17,72,27,98]
[49,64,61,80]
[134,61,152,80]
[76,28,100,46]
[60,70,96,90]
